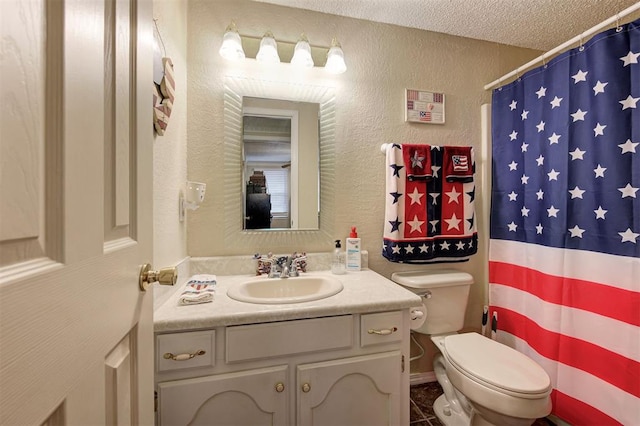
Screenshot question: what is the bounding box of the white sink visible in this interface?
[226,275,344,304]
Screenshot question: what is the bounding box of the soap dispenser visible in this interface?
[331,240,346,275]
[346,226,361,271]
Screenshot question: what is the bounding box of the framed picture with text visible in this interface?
[405,89,445,124]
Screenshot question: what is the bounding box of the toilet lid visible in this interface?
[444,333,551,395]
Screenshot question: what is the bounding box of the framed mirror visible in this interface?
[224,76,336,250]
[242,97,320,230]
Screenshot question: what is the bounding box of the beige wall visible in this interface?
[185,0,539,372]
[152,0,188,269]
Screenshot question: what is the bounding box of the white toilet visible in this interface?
[392,270,552,426]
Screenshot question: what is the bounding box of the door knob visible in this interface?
[139,263,177,291]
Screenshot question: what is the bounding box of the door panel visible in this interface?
[158,366,288,426]
[297,351,402,426]
[0,0,154,424]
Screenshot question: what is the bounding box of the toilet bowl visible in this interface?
[391,270,552,426]
[433,333,551,426]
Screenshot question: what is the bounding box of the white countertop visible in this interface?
[153,269,422,333]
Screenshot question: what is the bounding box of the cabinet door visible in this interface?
[297,351,402,426]
[158,365,288,426]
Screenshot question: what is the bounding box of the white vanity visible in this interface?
[153,269,421,425]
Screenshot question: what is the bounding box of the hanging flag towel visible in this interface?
[382,143,478,263]
[178,275,217,306]
[443,146,474,182]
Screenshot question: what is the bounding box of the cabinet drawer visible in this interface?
[360,311,403,347]
[226,315,353,362]
[156,330,215,372]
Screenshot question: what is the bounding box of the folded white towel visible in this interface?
[178,275,217,306]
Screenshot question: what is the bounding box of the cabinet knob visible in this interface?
[301,383,311,393]
[275,382,285,393]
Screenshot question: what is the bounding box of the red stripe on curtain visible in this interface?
[489,261,639,326]
[551,390,621,426]
[490,305,640,398]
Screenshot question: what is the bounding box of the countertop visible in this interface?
[153,269,422,333]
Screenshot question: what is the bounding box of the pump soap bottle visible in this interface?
[331,240,346,275]
[346,227,361,271]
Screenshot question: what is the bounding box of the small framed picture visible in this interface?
[405,89,445,124]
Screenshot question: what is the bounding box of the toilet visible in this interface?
[392,270,552,426]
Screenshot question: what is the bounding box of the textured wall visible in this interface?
[152,0,188,269]
[186,0,540,371]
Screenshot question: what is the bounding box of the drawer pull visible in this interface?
[163,350,206,361]
[301,383,311,393]
[275,382,285,393]
[367,327,397,335]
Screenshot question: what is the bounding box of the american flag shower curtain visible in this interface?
[489,18,639,425]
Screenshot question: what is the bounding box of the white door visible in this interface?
[0,0,154,424]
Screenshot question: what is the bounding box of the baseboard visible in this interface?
[410,371,437,386]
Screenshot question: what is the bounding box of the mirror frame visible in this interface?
[224,76,336,250]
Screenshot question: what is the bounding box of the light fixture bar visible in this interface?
[219,23,346,72]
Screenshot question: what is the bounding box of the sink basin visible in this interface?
[226,275,344,304]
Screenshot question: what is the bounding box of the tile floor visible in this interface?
[410,382,445,426]
[410,382,555,426]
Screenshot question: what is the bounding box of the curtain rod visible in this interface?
[484,2,640,91]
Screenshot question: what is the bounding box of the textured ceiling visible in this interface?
[253,0,640,51]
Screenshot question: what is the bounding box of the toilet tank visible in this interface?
[391,270,473,335]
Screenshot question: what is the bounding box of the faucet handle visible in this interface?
[290,255,307,275]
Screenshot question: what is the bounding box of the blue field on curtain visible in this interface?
[489,18,639,426]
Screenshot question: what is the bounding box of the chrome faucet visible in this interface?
[255,252,307,278]
[268,256,290,278]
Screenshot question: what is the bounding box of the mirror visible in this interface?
[223,76,336,250]
[242,97,320,230]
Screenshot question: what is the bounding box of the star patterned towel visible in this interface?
[383,143,478,263]
[402,143,432,180]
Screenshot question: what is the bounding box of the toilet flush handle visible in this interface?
[418,290,432,299]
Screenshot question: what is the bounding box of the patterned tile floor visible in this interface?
[410,382,555,426]
[410,382,445,426]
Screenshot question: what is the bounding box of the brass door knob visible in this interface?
[139,263,177,291]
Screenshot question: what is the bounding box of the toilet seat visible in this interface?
[443,333,551,398]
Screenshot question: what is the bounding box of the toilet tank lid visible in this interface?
[391,269,473,289]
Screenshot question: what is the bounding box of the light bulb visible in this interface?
[219,22,245,60]
[256,31,280,63]
[291,34,314,68]
[325,37,346,74]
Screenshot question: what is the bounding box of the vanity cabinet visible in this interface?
[155,311,410,426]
[157,365,288,425]
[297,351,402,425]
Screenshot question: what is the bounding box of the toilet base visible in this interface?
[433,394,470,426]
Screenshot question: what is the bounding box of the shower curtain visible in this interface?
[489,18,639,425]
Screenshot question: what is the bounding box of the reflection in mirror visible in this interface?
[224,76,335,251]
[242,97,319,230]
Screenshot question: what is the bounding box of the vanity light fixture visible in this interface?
[291,33,314,68]
[325,37,347,74]
[256,31,281,63]
[219,21,245,60]
[219,22,346,73]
